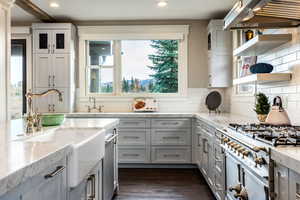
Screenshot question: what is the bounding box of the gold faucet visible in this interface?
[25,89,63,134]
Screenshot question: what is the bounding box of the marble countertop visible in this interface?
[0,118,119,197]
[67,112,195,118]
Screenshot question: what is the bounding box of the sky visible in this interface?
[121,40,156,80]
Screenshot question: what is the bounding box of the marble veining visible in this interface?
[0,118,119,197]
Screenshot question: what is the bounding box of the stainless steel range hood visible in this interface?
[224,0,300,30]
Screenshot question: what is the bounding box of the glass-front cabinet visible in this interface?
[34,29,70,54]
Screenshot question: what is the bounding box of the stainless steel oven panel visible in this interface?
[226,152,242,200]
[243,167,269,200]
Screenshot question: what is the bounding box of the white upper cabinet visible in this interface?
[207,20,232,88]
[32,23,76,113]
[33,24,72,54]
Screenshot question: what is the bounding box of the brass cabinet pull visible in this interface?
[52,76,55,87]
[52,104,55,112]
[48,44,51,53]
[52,44,55,54]
[48,104,51,112]
[44,166,65,179]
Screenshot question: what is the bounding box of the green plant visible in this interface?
[254,93,270,115]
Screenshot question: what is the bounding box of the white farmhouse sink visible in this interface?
[25,127,105,187]
[67,127,105,187]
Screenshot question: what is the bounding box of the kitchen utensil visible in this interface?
[42,114,65,126]
[205,91,222,113]
[265,96,291,126]
[250,63,273,74]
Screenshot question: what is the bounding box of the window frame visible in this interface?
[78,25,189,98]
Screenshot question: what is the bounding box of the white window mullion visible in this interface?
[114,40,122,96]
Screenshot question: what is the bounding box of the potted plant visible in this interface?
[254,93,271,123]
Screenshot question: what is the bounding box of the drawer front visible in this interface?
[119,119,150,129]
[151,118,191,128]
[118,147,150,163]
[151,129,191,145]
[118,129,150,146]
[151,147,191,163]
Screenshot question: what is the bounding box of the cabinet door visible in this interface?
[274,163,289,200]
[34,54,52,88]
[200,136,209,177]
[289,169,300,200]
[33,30,52,54]
[194,133,202,167]
[207,138,214,188]
[52,54,70,88]
[21,161,67,200]
[52,30,70,54]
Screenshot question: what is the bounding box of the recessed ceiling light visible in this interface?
[50,2,59,8]
[157,1,168,8]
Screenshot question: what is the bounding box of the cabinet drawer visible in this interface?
[151,147,191,163]
[151,129,191,145]
[119,119,150,129]
[118,129,150,146]
[151,118,191,128]
[118,146,150,163]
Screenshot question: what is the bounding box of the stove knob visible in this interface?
[253,146,268,153]
[242,150,250,158]
[237,147,245,155]
[232,144,241,151]
[254,154,266,167]
[227,141,234,147]
[234,187,248,200]
[229,183,242,193]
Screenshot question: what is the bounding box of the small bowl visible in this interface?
[42,114,65,127]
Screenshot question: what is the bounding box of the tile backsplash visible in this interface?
[226,27,300,124]
[76,88,229,113]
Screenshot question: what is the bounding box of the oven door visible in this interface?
[226,152,242,200]
[243,167,269,200]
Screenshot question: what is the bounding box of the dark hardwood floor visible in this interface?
[113,168,215,200]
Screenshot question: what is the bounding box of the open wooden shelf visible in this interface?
[233,73,292,85]
[233,34,292,57]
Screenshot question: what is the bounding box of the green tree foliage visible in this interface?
[122,78,129,92]
[148,40,178,93]
[254,93,271,115]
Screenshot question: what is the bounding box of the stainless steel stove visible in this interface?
[229,123,300,146]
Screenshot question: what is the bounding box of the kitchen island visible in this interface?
[0,118,119,199]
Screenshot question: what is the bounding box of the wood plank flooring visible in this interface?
[114,168,215,200]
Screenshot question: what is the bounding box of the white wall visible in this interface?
[227,27,300,124]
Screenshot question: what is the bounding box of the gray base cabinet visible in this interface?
[118,118,192,164]
[69,161,102,200]
[194,119,225,200]
[0,158,68,200]
[274,163,300,200]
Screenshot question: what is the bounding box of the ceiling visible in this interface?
[11,0,236,22]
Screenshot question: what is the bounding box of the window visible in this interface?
[121,40,178,93]
[87,41,114,93]
[79,25,188,97]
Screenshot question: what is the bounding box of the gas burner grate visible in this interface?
[228,123,300,146]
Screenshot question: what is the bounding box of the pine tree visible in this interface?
[130,77,135,92]
[254,93,270,115]
[148,80,154,92]
[122,78,129,92]
[148,40,178,93]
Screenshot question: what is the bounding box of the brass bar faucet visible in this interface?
[25,89,63,134]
